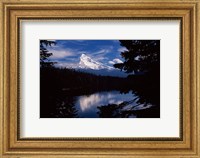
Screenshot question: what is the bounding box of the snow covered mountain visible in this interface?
[77,54,127,78]
[55,53,127,77]
[79,54,113,70]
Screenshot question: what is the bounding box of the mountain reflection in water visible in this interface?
[75,91,152,118]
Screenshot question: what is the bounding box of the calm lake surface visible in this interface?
[74,90,152,118]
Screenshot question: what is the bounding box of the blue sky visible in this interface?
[45,40,127,68]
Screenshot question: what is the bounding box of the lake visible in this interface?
[74,90,153,118]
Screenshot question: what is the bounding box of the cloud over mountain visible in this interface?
[108,58,123,65]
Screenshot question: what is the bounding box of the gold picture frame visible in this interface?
[0,0,199,157]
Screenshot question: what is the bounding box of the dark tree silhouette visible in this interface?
[40,40,56,68]
[97,101,160,118]
[114,40,160,107]
[114,40,160,75]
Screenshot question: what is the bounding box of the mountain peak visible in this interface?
[80,54,92,62]
[79,54,113,70]
[80,53,88,58]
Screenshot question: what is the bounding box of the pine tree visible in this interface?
[114,40,160,75]
[40,40,56,68]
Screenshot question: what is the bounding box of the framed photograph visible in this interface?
[0,0,199,157]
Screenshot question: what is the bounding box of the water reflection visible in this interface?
[74,91,152,118]
[78,91,133,111]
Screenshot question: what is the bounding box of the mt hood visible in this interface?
[75,54,127,77]
[79,54,113,70]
